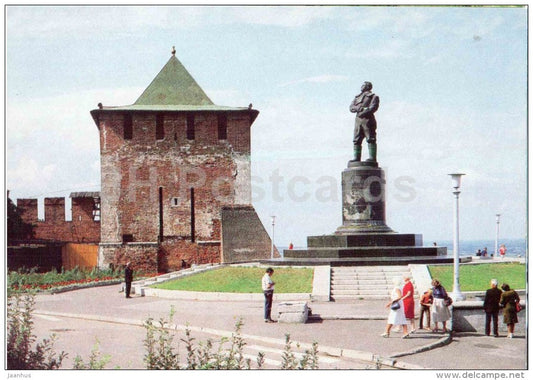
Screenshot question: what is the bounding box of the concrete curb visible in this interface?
[143,287,312,301]
[389,332,452,358]
[309,314,386,321]
[49,279,123,294]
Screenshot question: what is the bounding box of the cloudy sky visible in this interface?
[6,5,527,248]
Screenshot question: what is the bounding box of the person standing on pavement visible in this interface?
[124,262,133,299]
[381,277,410,339]
[500,283,520,338]
[499,244,507,259]
[483,279,502,337]
[402,275,416,334]
[262,268,276,323]
[419,288,433,330]
[431,279,451,332]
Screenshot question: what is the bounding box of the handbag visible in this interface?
[390,300,401,310]
[444,297,453,307]
[515,302,522,312]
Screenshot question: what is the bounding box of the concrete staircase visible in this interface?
[330,265,419,300]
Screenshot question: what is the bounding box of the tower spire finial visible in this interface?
[171,46,176,56]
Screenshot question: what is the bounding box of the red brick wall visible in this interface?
[95,109,272,271]
[16,197,100,243]
[17,199,38,224]
[99,243,159,273]
[158,238,220,272]
[98,111,252,270]
[71,197,101,242]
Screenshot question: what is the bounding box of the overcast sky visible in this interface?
[5,5,527,247]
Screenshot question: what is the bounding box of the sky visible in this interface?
[5,5,528,249]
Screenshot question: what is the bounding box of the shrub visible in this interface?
[73,339,113,369]
[6,293,66,369]
[143,306,181,369]
[142,310,319,370]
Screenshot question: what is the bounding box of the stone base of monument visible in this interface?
[278,231,451,265]
[277,301,309,323]
[260,160,472,267]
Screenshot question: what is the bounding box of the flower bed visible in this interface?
[10,277,119,292]
[7,268,163,294]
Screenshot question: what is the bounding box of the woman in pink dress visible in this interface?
[403,275,416,333]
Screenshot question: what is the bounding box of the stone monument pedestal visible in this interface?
[262,160,461,267]
[336,160,393,234]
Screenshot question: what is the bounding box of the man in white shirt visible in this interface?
[262,268,275,323]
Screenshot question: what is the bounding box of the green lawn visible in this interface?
[428,263,526,291]
[150,266,314,293]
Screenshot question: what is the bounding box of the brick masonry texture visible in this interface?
[17,197,100,243]
[97,111,264,272]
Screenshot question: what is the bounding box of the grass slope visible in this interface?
[151,266,314,293]
[428,263,526,291]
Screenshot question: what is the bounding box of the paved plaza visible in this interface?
[27,284,528,371]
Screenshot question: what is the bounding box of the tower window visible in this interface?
[122,234,134,243]
[186,113,195,140]
[218,114,227,140]
[156,114,165,140]
[124,114,133,140]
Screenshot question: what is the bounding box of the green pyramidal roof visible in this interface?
[134,55,214,106]
[90,52,259,125]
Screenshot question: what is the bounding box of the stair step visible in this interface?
[332,295,390,300]
[329,265,419,301]
[331,274,406,279]
[331,284,391,289]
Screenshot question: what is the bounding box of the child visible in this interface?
[419,288,433,330]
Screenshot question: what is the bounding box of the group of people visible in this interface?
[382,276,452,338]
[475,244,507,259]
[381,274,521,339]
[484,279,521,338]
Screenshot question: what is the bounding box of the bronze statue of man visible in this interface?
[349,81,380,162]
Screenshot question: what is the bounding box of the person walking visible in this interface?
[402,275,416,334]
[381,278,410,339]
[431,279,451,333]
[124,262,133,299]
[500,283,520,338]
[262,268,276,323]
[483,279,502,337]
[419,288,433,330]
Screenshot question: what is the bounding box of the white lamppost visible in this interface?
[495,214,501,257]
[449,173,466,301]
[270,215,276,259]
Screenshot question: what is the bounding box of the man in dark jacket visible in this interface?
[349,81,380,162]
[483,279,502,336]
[125,262,133,299]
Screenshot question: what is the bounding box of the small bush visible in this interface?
[142,310,319,370]
[73,339,113,369]
[6,293,66,369]
[143,306,181,369]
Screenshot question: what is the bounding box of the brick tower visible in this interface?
[91,49,276,272]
